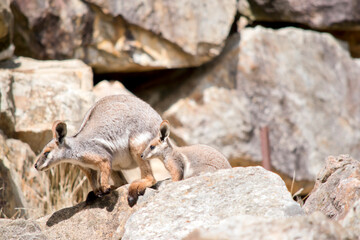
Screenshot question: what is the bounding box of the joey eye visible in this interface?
[44,151,50,158]
[150,145,155,150]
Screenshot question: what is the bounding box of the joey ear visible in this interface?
[159,120,170,142]
[52,120,67,144]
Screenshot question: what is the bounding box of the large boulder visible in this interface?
[0,133,27,218]
[122,167,303,240]
[163,26,360,195]
[186,212,351,240]
[11,0,237,73]
[238,0,360,57]
[0,57,95,153]
[339,199,360,239]
[303,155,360,220]
[5,137,50,219]
[0,0,14,61]
[238,0,360,31]
[0,219,47,240]
[36,187,135,240]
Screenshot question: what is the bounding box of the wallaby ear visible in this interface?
[159,120,170,142]
[52,120,67,144]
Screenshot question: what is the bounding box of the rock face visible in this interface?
[36,187,135,240]
[11,0,237,73]
[0,133,27,218]
[0,0,14,61]
[0,57,95,153]
[0,132,51,219]
[238,0,360,31]
[0,219,47,240]
[303,155,360,220]
[186,212,350,240]
[11,0,93,61]
[122,167,304,240]
[339,199,360,239]
[163,26,360,195]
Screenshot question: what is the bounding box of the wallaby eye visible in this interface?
[150,145,155,150]
[44,151,50,158]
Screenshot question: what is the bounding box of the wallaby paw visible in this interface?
[127,194,138,208]
[127,179,154,207]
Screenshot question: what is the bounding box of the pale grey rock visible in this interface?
[186,212,351,240]
[12,0,237,72]
[0,133,27,219]
[339,200,360,239]
[36,186,136,240]
[0,57,95,153]
[0,71,15,136]
[303,155,360,220]
[93,80,132,101]
[0,219,47,240]
[122,167,304,240]
[238,0,360,31]
[163,26,360,195]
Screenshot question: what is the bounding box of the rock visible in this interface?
[122,167,304,240]
[0,132,51,219]
[93,80,132,101]
[303,155,360,220]
[5,138,50,219]
[0,57,95,153]
[339,200,360,239]
[238,0,360,31]
[0,219,47,240]
[36,186,135,240]
[11,0,237,73]
[0,133,27,218]
[0,71,15,136]
[163,26,360,195]
[186,212,351,240]
[0,0,14,61]
[11,0,93,61]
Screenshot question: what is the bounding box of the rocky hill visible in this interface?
[1,0,360,239]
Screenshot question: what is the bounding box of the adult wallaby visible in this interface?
[34,94,162,206]
[141,120,231,181]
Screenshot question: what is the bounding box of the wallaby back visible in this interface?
[180,144,231,178]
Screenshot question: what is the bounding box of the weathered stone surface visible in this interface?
[238,0,360,31]
[11,0,237,72]
[11,0,93,60]
[0,71,15,136]
[36,186,135,240]
[186,212,351,240]
[5,138,50,219]
[163,26,360,195]
[0,0,14,61]
[0,57,95,153]
[93,80,132,101]
[122,167,304,240]
[303,155,360,220]
[0,133,27,218]
[339,200,360,239]
[0,219,47,240]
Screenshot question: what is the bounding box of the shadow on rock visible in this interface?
[46,190,119,227]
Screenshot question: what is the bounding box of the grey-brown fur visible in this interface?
[141,120,231,181]
[35,94,162,205]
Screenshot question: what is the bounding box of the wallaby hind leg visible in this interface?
[128,139,156,207]
[81,153,111,197]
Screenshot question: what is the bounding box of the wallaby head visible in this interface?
[141,120,173,161]
[34,120,68,171]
